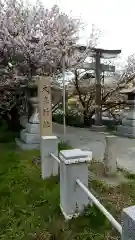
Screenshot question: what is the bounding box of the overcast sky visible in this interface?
[32,0,135,67]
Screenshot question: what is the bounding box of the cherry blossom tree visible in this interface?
[0,0,82,78]
[0,0,103,127]
[0,0,87,125]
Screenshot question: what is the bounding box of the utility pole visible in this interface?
[62,54,66,141]
[95,52,102,126]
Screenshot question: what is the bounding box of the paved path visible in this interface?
[53,123,135,173]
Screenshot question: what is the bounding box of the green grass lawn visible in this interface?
[0,140,135,239]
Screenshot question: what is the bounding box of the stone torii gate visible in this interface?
[76,46,121,129]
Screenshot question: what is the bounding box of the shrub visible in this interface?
[52,109,84,128]
[0,120,19,142]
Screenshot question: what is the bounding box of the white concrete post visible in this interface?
[104,135,117,176]
[122,205,135,240]
[41,136,58,179]
[59,148,92,220]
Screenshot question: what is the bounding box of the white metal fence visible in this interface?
[40,135,135,240]
[76,178,122,234]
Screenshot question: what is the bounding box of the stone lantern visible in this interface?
[117,80,135,137]
[16,76,40,150]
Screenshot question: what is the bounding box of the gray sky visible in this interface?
[32,0,135,67]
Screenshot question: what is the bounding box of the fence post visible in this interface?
[41,136,58,179]
[104,135,117,176]
[59,148,92,220]
[122,205,135,240]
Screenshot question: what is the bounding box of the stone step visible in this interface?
[20,129,40,144]
[15,138,40,150]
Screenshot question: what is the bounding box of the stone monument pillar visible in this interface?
[16,76,53,150]
[117,82,135,138]
[38,76,52,136]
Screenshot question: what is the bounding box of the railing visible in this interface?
[40,136,135,240]
[50,153,60,164]
[76,178,122,234]
[50,153,122,234]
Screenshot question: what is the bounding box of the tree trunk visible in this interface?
[83,110,90,126]
[83,109,95,127]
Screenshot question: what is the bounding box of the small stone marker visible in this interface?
[122,205,135,240]
[38,76,52,136]
[104,135,117,176]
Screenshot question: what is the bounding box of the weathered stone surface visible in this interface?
[15,138,40,150]
[17,117,40,150]
[41,136,58,179]
[104,135,117,176]
[60,149,91,163]
[38,76,52,136]
[20,129,40,144]
[122,205,135,240]
[26,122,40,134]
[60,149,92,220]
[29,113,40,124]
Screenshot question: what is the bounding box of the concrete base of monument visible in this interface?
[20,129,40,144]
[26,122,40,134]
[117,125,135,138]
[90,125,106,132]
[60,204,80,221]
[15,138,40,150]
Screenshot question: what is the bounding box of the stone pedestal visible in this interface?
[16,97,40,150]
[117,87,135,138]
